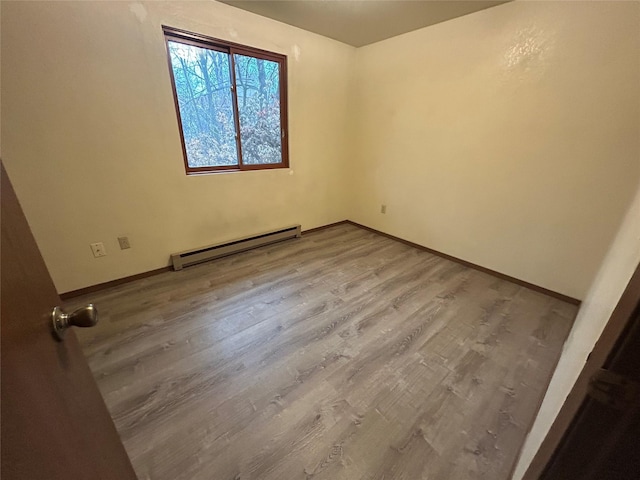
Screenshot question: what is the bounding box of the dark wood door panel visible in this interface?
[1,162,137,479]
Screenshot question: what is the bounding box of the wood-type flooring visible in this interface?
[70,224,577,480]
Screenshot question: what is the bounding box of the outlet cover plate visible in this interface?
[90,242,106,257]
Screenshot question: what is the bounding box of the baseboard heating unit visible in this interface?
[170,224,301,271]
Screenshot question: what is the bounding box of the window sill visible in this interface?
[186,167,293,176]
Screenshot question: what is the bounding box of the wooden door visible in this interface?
[1,163,138,479]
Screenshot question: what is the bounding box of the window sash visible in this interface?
[163,26,289,174]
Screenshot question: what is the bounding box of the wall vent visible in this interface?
[170,225,301,271]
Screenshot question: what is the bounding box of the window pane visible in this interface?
[234,54,282,165]
[168,41,238,168]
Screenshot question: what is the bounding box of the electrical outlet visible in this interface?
[90,242,107,257]
[381,204,387,214]
[118,236,131,250]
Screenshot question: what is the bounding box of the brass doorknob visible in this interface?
[52,304,98,341]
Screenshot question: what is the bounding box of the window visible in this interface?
[163,26,289,174]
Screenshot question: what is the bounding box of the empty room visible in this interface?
[2,1,639,479]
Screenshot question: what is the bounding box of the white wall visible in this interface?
[1,1,354,293]
[2,1,640,471]
[3,1,639,301]
[348,0,640,300]
[513,181,640,478]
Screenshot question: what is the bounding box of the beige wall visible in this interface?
[348,0,640,300]
[1,1,354,293]
[3,1,639,301]
[513,181,640,478]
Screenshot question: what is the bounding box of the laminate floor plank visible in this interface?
[69,224,577,480]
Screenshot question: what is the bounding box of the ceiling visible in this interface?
[219,1,510,47]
